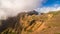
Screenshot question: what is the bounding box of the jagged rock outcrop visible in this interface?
[0,10,54,34]
[0,10,39,34]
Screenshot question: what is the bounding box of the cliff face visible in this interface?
[0,10,40,34]
[0,11,60,34]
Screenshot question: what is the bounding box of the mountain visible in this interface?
[40,11,60,34]
[0,10,60,34]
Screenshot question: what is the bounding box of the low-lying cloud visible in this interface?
[0,0,43,20]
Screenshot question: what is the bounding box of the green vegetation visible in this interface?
[54,32,60,34]
[48,11,60,17]
[0,20,1,25]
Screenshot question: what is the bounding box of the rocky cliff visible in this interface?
[0,11,60,34]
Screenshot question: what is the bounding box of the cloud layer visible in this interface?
[36,4,60,13]
[0,0,43,20]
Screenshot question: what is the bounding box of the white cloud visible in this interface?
[36,6,60,13]
[0,10,7,20]
[0,0,44,20]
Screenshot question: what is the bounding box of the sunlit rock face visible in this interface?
[0,10,39,33]
[0,10,54,32]
[0,10,54,34]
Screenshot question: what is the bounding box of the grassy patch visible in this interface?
[54,32,60,34]
[28,29,33,32]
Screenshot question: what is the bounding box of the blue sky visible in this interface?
[42,0,60,7]
[36,0,60,13]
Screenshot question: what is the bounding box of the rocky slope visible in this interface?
[0,11,60,34]
[39,11,60,34]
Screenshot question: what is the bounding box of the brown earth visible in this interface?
[0,11,60,34]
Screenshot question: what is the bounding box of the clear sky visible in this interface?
[42,0,60,7]
[37,0,60,13]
